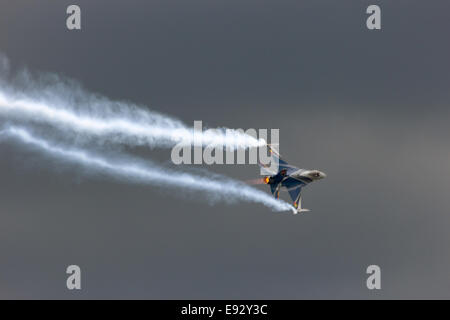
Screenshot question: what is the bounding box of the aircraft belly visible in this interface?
[281,177,305,189]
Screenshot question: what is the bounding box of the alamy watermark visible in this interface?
[366,265,381,290]
[66,265,81,290]
[170,121,280,174]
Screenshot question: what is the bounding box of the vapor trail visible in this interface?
[0,91,265,150]
[0,126,295,213]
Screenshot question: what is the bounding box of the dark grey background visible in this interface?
[0,0,449,299]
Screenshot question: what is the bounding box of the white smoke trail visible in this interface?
[0,90,265,150]
[0,53,264,149]
[1,126,295,213]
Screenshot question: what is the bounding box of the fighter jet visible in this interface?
[260,146,326,214]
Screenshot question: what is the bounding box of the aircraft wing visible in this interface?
[287,185,302,202]
[288,185,303,208]
[267,145,298,172]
